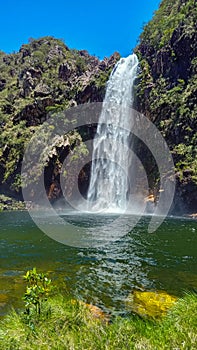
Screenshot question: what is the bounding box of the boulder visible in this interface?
[126,290,177,318]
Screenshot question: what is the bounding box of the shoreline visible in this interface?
[0,194,196,220]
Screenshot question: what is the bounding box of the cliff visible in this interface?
[0,36,120,205]
[135,0,197,214]
[0,0,196,214]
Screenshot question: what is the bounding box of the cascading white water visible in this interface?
[87,54,139,212]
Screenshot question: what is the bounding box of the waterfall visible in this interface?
[87,54,139,212]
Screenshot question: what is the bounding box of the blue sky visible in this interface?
[0,0,160,58]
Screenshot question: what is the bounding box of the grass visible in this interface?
[0,292,197,349]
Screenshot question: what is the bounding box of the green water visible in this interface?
[0,211,197,316]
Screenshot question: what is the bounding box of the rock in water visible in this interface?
[126,290,177,318]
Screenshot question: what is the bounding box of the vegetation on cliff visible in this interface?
[135,0,197,212]
[0,36,119,202]
[0,0,196,213]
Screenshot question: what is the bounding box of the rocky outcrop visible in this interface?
[0,37,120,204]
[1,13,196,214]
[13,97,54,126]
[0,79,6,91]
[58,62,73,81]
[135,0,197,214]
[0,194,25,211]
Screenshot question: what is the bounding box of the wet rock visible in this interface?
[71,299,110,323]
[85,303,110,323]
[126,290,177,318]
[186,213,197,220]
[48,181,62,201]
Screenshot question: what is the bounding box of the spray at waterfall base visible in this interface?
[21,54,175,247]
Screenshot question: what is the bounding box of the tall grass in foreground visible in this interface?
[0,292,197,350]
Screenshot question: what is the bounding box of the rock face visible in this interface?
[0,14,196,214]
[135,0,197,214]
[0,36,120,203]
